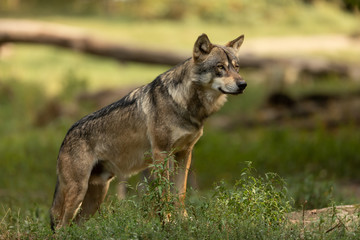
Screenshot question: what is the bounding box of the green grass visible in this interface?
[194,125,360,184]
[0,44,168,95]
[1,160,359,239]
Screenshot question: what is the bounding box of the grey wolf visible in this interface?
[50,33,246,230]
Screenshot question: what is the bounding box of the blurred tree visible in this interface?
[342,0,360,11]
[301,0,359,11]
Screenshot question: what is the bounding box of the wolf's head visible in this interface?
[192,34,246,95]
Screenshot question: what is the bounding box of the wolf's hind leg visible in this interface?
[50,178,89,230]
[50,178,63,231]
[73,176,112,224]
[50,150,94,230]
[59,182,89,227]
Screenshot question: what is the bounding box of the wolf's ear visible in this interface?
[226,35,244,50]
[193,33,213,61]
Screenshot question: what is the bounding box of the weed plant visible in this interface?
[208,162,292,227]
[138,152,180,225]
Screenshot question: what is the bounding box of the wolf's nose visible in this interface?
[237,81,247,90]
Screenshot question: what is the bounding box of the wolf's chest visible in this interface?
[171,127,203,151]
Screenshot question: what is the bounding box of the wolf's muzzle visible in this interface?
[237,81,247,91]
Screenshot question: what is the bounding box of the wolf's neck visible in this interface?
[164,60,227,123]
[191,87,227,121]
[165,60,193,108]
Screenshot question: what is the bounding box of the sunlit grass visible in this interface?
[0,44,168,95]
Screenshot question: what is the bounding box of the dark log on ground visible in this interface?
[241,54,360,81]
[0,19,359,80]
[208,90,360,131]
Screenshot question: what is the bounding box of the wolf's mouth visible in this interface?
[218,87,244,95]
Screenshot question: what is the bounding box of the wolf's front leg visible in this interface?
[174,149,193,216]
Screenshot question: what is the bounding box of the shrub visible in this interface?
[206,162,293,227]
[138,151,181,225]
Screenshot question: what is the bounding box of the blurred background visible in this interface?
[1,0,360,218]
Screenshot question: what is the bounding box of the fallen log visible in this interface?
[0,19,359,80]
[0,19,188,65]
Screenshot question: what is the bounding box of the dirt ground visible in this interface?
[288,204,360,232]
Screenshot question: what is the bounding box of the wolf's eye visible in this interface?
[233,62,240,70]
[217,64,225,71]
